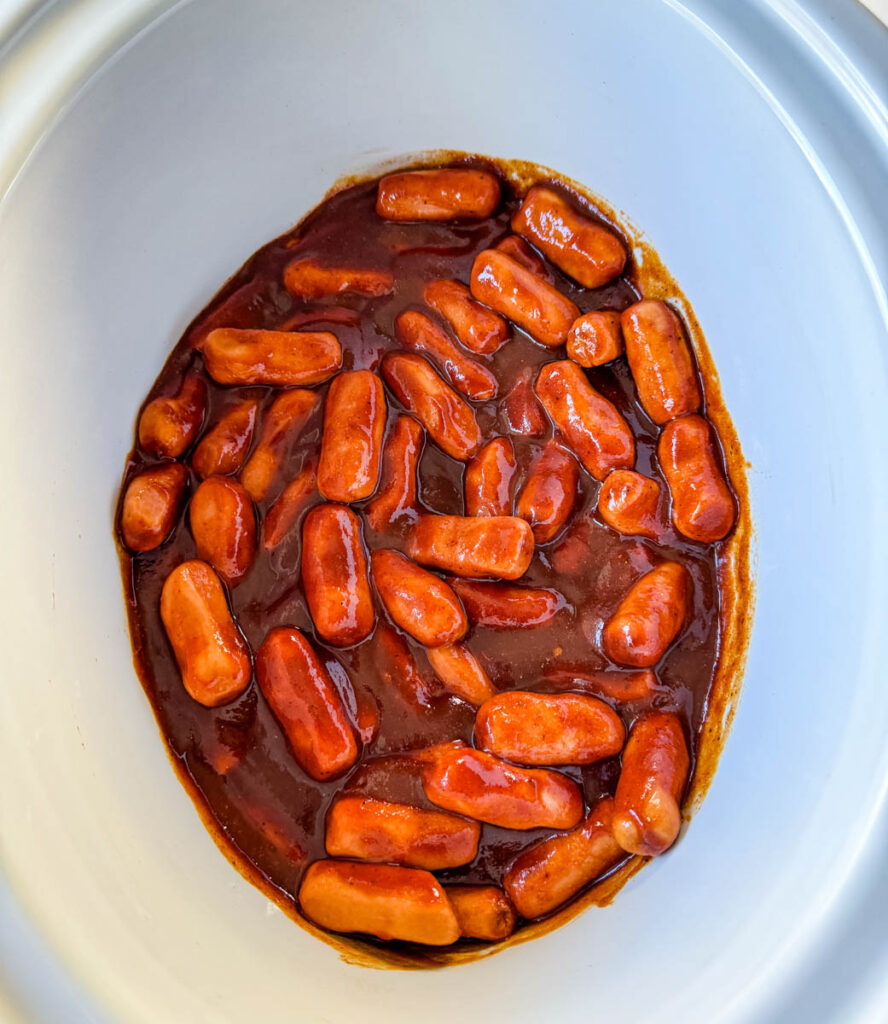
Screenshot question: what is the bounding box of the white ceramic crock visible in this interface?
[1,1,886,1021]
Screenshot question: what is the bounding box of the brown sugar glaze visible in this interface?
[117,155,751,967]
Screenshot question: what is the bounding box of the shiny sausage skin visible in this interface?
[597,469,663,540]
[495,235,552,280]
[407,514,534,580]
[475,692,625,766]
[138,375,206,458]
[325,794,480,869]
[621,300,701,425]
[159,560,251,707]
[503,367,547,437]
[282,258,394,300]
[515,440,579,543]
[376,168,501,221]
[465,438,516,517]
[503,798,623,918]
[446,886,516,941]
[298,860,460,945]
[613,712,690,856]
[658,414,736,542]
[426,644,496,706]
[240,390,320,501]
[470,249,579,348]
[121,464,187,552]
[202,328,342,387]
[381,353,481,461]
[189,476,256,586]
[567,311,623,367]
[448,579,563,629]
[420,741,584,830]
[262,459,318,550]
[191,398,259,479]
[423,279,509,355]
[255,627,358,780]
[542,664,660,703]
[370,549,467,648]
[373,621,435,708]
[511,186,626,289]
[395,310,498,400]
[301,504,375,646]
[364,416,424,531]
[602,561,692,668]
[535,360,635,479]
[317,370,386,502]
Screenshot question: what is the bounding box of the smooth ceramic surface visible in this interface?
[1,1,886,1022]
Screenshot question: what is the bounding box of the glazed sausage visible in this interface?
[602,561,692,667]
[301,504,375,646]
[465,438,516,517]
[542,664,660,703]
[240,390,320,501]
[511,186,626,288]
[423,279,509,355]
[448,579,563,630]
[658,414,736,542]
[446,886,516,941]
[495,235,551,279]
[376,168,501,221]
[373,621,435,708]
[121,464,187,552]
[470,249,579,348]
[203,328,341,387]
[535,360,635,479]
[317,370,386,503]
[395,310,498,401]
[256,627,358,780]
[613,712,690,856]
[597,469,663,540]
[192,398,259,479]
[325,795,480,869]
[407,514,534,580]
[503,798,623,918]
[426,644,496,706]
[262,459,318,550]
[370,549,467,647]
[566,311,623,367]
[420,741,583,830]
[502,367,547,437]
[298,860,460,945]
[381,353,481,461]
[364,416,423,532]
[138,375,206,458]
[189,476,256,586]
[159,560,251,707]
[621,300,701,425]
[515,440,579,543]
[475,691,625,766]
[282,258,394,300]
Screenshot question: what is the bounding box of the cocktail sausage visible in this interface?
[317,370,386,502]
[407,514,534,580]
[377,168,501,221]
[602,562,692,667]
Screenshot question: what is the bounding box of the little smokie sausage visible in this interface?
[495,235,552,279]
[202,328,342,387]
[421,741,583,830]
[325,794,480,869]
[317,370,386,502]
[191,397,259,479]
[301,504,375,646]
[470,249,579,348]
[465,437,516,517]
[282,258,393,300]
[121,464,187,552]
[542,664,660,703]
[407,514,534,580]
[370,549,467,647]
[503,367,547,437]
[567,311,623,367]
[381,352,481,461]
[446,886,516,941]
[159,560,251,707]
[298,860,460,945]
[364,416,423,531]
[621,300,701,425]
[240,389,320,501]
[376,168,501,221]
[503,797,624,918]
[395,310,498,401]
[256,627,358,780]
[423,279,509,355]
[373,621,435,708]
[138,375,206,458]
[597,469,664,540]
[448,579,563,629]
[189,475,256,586]
[602,561,692,668]
[262,459,318,551]
[535,360,635,479]
[515,440,579,544]
[426,644,496,706]
[658,414,736,542]
[612,712,690,856]
[511,186,626,289]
